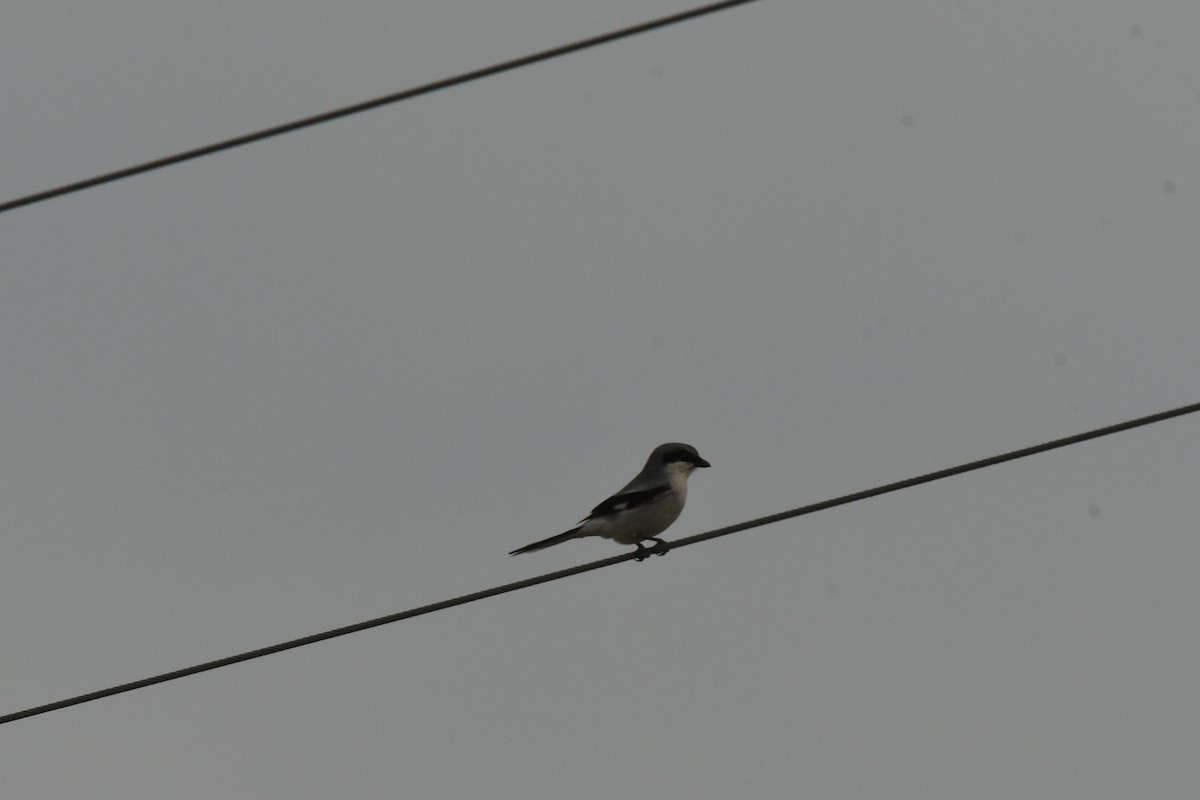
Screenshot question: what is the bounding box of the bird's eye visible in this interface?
[662,449,692,464]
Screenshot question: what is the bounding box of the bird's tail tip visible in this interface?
[508,528,581,556]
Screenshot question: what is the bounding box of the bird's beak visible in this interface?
[694,457,711,468]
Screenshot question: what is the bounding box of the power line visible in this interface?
[0,0,762,216]
[2,399,1197,726]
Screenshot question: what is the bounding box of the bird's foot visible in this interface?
[632,539,672,561]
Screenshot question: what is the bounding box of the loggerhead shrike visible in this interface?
[509,443,710,559]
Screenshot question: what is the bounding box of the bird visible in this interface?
[509,443,710,559]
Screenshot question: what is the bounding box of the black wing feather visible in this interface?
[584,485,671,521]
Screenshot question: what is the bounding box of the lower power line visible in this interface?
[2,399,1196,725]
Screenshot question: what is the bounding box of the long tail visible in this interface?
[508,527,582,556]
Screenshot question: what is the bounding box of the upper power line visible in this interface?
[1,399,1197,726]
[0,0,762,216]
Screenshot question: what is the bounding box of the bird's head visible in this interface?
[651,442,711,475]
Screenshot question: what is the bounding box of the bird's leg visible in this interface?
[632,539,672,561]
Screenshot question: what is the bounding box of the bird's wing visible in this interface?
[583,484,672,521]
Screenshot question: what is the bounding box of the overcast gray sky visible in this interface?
[2,1,1199,797]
